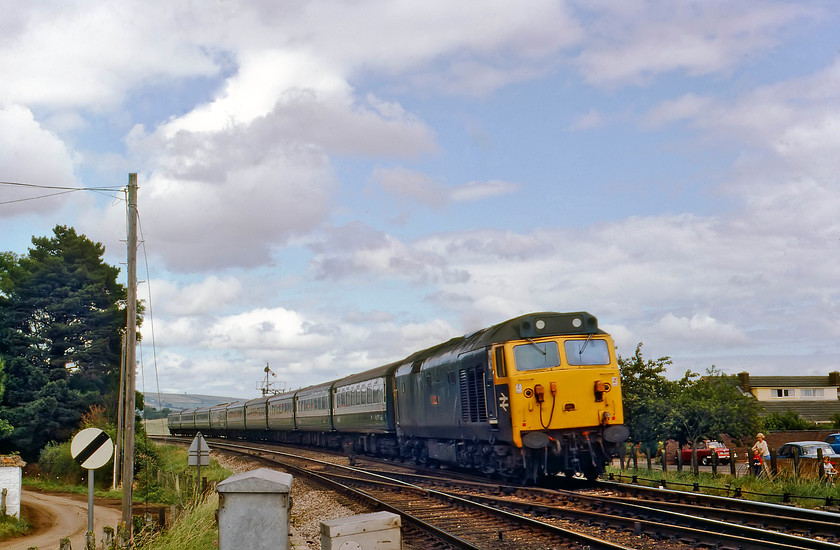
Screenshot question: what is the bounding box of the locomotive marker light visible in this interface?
[71,427,114,537]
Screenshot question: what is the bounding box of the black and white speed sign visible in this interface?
[71,428,114,470]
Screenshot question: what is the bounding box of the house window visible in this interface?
[801,389,824,397]
[773,389,794,397]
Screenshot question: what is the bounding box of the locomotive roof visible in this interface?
[284,312,603,393]
[398,311,602,365]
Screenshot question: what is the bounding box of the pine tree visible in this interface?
[0,226,128,458]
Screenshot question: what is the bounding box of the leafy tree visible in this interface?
[618,343,675,462]
[0,357,12,438]
[0,226,128,458]
[830,412,840,429]
[669,367,763,448]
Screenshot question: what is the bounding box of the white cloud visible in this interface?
[206,307,328,352]
[150,276,243,316]
[657,313,750,344]
[0,105,79,215]
[372,167,447,207]
[372,167,519,207]
[572,1,816,87]
[0,1,219,109]
[449,180,519,202]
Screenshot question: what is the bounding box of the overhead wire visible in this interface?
[0,180,126,205]
[133,198,183,506]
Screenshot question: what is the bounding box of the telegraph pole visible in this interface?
[121,173,138,535]
[113,333,125,490]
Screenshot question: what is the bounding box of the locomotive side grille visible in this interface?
[459,366,488,422]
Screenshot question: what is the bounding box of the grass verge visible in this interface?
[135,493,218,550]
[0,513,31,541]
[607,466,840,508]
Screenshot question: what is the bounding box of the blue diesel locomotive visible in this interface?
[169,311,628,481]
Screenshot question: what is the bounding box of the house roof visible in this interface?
[0,455,26,467]
[746,376,838,389]
[759,401,840,422]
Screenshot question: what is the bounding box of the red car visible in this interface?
[679,440,732,465]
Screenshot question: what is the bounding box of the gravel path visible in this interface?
[212,453,365,549]
[5,489,123,550]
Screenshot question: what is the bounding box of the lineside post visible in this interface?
[122,173,138,537]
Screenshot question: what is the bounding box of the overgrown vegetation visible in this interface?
[133,445,231,549]
[0,513,31,541]
[32,405,173,505]
[135,493,219,550]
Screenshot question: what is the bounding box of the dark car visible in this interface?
[825,433,840,454]
[776,441,840,459]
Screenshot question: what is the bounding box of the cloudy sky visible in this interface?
[2,1,839,399]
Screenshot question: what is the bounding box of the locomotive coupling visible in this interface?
[594,379,612,402]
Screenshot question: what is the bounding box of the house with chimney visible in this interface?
[736,371,840,424]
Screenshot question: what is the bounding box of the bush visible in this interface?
[762,410,818,431]
[0,513,31,541]
[38,441,85,485]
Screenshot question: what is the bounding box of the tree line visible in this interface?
[616,343,830,459]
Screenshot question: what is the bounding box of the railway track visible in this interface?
[156,436,840,549]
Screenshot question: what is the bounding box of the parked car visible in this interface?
[678,440,732,465]
[825,433,840,454]
[776,441,840,459]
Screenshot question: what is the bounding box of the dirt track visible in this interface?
[2,489,122,550]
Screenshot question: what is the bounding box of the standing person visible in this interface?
[823,455,836,485]
[751,433,770,476]
[751,450,763,476]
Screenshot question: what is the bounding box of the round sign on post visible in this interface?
[71,427,115,535]
[71,427,114,470]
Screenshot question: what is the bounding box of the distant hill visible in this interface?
[143,392,249,411]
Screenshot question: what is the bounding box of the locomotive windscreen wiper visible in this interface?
[525,338,546,355]
[579,333,593,356]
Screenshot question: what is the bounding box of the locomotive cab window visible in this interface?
[513,340,561,371]
[564,339,610,365]
[494,347,507,378]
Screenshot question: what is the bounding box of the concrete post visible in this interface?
[320,511,401,550]
[217,468,293,550]
[102,525,115,549]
